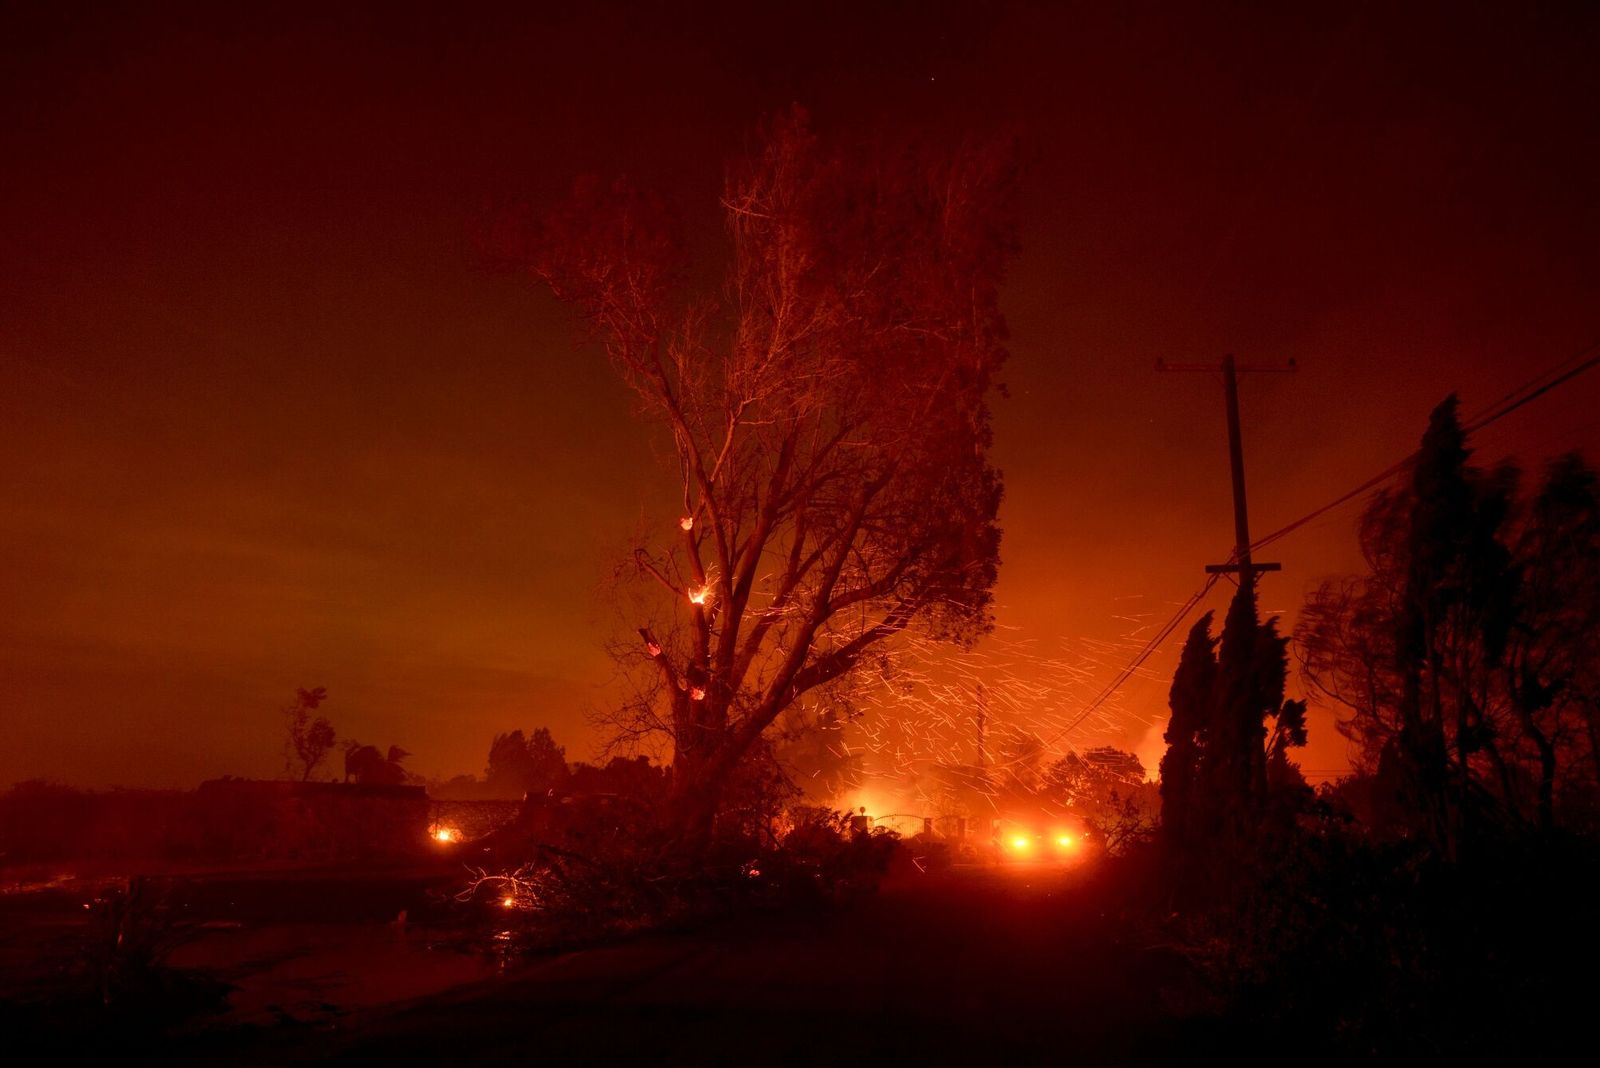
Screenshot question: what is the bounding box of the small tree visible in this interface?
[486,728,570,797]
[282,686,335,782]
[1046,747,1156,854]
[344,741,411,785]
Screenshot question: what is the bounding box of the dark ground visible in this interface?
[269,864,1227,1065]
[15,861,1225,1065]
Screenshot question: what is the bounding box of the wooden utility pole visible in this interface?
[1157,354,1296,589]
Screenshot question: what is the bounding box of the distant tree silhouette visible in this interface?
[1298,401,1600,839]
[343,741,410,785]
[567,755,669,800]
[485,728,570,798]
[1045,746,1156,852]
[509,109,1017,847]
[281,686,335,782]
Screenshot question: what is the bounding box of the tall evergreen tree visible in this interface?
[1391,395,1516,852]
[1205,585,1269,845]
[1161,612,1216,856]
[1299,410,1599,838]
[1160,589,1308,883]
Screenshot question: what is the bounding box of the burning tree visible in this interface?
[518,111,1016,845]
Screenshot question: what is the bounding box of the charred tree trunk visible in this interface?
[666,776,722,853]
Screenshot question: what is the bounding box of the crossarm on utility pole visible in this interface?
[1157,354,1296,588]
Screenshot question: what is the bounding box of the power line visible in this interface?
[1034,573,1222,752]
[1467,341,1600,432]
[1464,344,1600,434]
[1251,340,1600,555]
[1048,337,1600,752]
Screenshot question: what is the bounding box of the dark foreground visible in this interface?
[257,864,1184,1065]
[10,861,1224,1064]
[18,849,1584,1064]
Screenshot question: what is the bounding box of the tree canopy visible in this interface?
[1297,397,1600,841]
[519,110,1018,843]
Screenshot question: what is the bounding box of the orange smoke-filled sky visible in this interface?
[3,2,1598,788]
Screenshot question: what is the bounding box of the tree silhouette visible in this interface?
[343,741,410,785]
[1505,453,1600,828]
[1392,395,1517,851]
[515,110,1016,845]
[1046,747,1155,851]
[485,727,569,797]
[281,686,335,782]
[1299,408,1600,837]
[1159,589,1307,881]
[1160,615,1216,860]
[568,755,668,801]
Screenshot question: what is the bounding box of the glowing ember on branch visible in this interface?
[679,516,694,531]
[645,640,662,658]
[459,865,540,913]
[690,686,707,701]
[688,584,712,606]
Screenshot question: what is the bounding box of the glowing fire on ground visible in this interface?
[1003,830,1081,857]
[431,826,460,844]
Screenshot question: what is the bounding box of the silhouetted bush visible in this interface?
[1158,820,1600,1057]
[460,800,903,959]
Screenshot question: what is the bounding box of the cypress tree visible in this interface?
[1161,612,1217,858]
